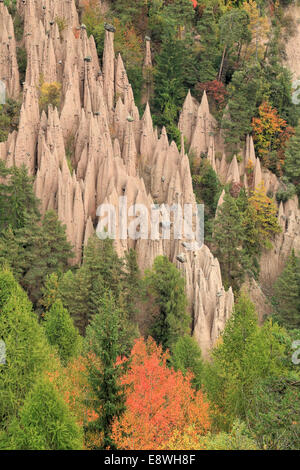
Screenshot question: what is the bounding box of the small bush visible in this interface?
[55,16,67,34]
[276,179,296,203]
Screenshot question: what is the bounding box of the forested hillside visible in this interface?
[0,0,299,450]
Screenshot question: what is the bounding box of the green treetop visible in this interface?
[144,255,190,352]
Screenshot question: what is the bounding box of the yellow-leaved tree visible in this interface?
[39,79,62,113]
[242,0,270,61]
[248,181,281,246]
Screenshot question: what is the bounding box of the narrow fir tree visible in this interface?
[83,235,124,302]
[284,121,300,196]
[1,377,83,450]
[153,32,191,145]
[221,65,262,155]
[0,210,74,307]
[144,255,190,352]
[0,269,56,429]
[212,192,245,290]
[58,236,125,334]
[44,299,81,364]
[0,162,40,233]
[171,335,204,390]
[272,251,300,329]
[84,292,127,449]
[59,268,94,334]
[121,249,142,323]
[196,5,220,83]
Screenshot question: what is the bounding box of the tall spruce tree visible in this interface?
[153,31,196,145]
[58,236,124,333]
[221,64,263,155]
[164,0,195,30]
[262,25,298,126]
[43,299,81,364]
[58,268,94,334]
[144,255,190,352]
[196,5,220,83]
[0,162,40,233]
[171,335,203,390]
[121,249,142,323]
[83,235,124,302]
[1,377,83,450]
[0,211,74,307]
[0,269,57,430]
[284,121,300,197]
[218,9,251,81]
[113,0,148,31]
[84,292,127,449]
[212,192,245,290]
[203,294,289,428]
[272,251,300,329]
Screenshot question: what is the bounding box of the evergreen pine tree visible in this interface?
[221,65,263,155]
[58,268,93,334]
[0,162,40,233]
[212,192,245,290]
[144,255,190,351]
[58,236,125,334]
[83,235,124,302]
[262,26,298,126]
[196,5,220,83]
[113,0,148,31]
[0,211,74,307]
[192,160,222,239]
[153,32,195,145]
[121,249,142,323]
[164,0,195,31]
[203,294,289,427]
[44,299,81,364]
[84,292,127,449]
[1,377,83,450]
[284,121,300,196]
[0,269,57,429]
[218,9,251,81]
[272,251,300,329]
[171,335,203,390]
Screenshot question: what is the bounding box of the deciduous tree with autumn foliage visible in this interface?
[248,181,282,246]
[252,101,294,175]
[111,337,211,450]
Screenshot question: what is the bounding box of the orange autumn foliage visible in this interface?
[251,101,294,174]
[111,337,211,450]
